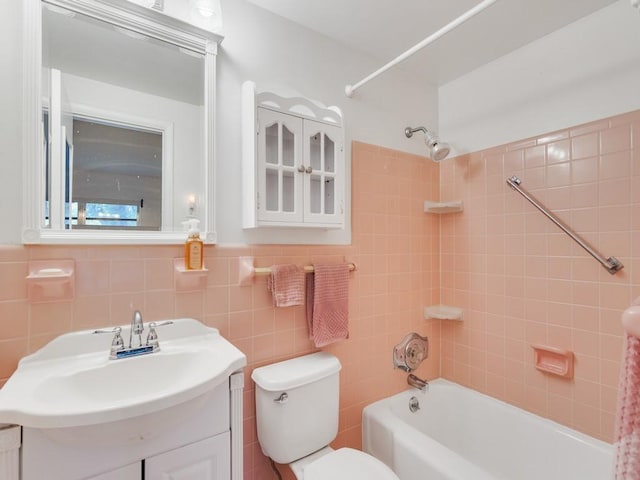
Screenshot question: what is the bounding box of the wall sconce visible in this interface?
[126,0,222,33]
[192,0,216,17]
[129,0,162,9]
[189,0,222,31]
[188,194,196,217]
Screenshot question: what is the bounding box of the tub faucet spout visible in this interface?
[407,374,428,392]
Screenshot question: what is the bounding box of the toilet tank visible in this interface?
[251,352,341,464]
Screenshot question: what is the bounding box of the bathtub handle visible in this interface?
[274,392,288,404]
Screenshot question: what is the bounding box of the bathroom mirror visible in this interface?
[23,0,221,243]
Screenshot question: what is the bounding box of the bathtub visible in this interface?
[362,379,614,480]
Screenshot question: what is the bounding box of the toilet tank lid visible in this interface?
[252,352,341,391]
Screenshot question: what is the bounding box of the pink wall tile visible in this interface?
[0,111,637,477]
[10,142,443,479]
[0,262,28,301]
[572,134,599,160]
[0,302,28,340]
[440,110,639,443]
[601,125,631,155]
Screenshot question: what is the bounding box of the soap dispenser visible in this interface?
[184,218,204,270]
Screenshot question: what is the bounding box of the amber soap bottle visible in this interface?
[184,219,203,270]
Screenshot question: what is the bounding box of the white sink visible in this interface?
[0,318,246,430]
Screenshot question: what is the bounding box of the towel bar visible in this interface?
[254,263,357,276]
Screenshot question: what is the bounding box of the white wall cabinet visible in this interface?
[243,81,345,229]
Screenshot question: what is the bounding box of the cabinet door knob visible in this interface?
[297,165,306,173]
[305,166,313,174]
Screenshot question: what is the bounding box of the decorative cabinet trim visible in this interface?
[242,81,345,229]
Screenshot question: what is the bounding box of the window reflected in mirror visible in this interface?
[72,119,162,230]
[43,113,163,230]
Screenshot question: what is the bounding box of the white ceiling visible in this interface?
[246,0,618,86]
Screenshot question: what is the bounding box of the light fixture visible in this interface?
[194,0,214,17]
[187,0,223,32]
[191,0,220,18]
[130,0,156,7]
[188,194,196,217]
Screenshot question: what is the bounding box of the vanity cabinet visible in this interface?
[243,81,345,229]
[146,432,230,479]
[89,464,139,480]
[86,434,229,480]
[21,375,242,480]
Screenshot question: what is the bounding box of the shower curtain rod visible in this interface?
[344,0,498,98]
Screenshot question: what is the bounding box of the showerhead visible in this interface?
[405,126,451,161]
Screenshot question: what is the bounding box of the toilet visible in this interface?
[251,352,399,480]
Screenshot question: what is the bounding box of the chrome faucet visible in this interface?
[407,373,428,392]
[93,313,174,359]
[129,310,144,348]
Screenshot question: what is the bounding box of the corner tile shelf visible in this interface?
[532,344,574,379]
[174,258,208,291]
[424,305,463,321]
[26,259,75,302]
[424,200,463,214]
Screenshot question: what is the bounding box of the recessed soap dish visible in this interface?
[532,344,574,379]
[173,258,208,291]
[26,260,75,302]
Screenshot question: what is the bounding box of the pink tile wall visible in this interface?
[440,109,640,442]
[0,142,440,480]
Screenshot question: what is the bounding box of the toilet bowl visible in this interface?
[251,352,399,480]
[291,446,397,479]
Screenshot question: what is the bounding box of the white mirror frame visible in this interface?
[22,0,221,244]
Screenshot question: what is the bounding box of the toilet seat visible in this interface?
[303,448,399,480]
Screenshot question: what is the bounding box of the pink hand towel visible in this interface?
[306,264,350,347]
[267,264,305,307]
[614,301,640,480]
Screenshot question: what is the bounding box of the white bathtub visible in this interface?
[362,379,614,480]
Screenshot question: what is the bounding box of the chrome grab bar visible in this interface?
[506,176,623,275]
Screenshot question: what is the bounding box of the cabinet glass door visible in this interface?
[303,121,343,224]
[257,108,303,223]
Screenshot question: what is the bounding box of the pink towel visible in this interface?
[614,301,640,480]
[306,264,350,347]
[267,265,305,307]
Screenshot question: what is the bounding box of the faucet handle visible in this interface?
[93,327,120,334]
[146,323,159,349]
[110,327,125,355]
[145,321,173,350]
[153,320,174,327]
